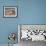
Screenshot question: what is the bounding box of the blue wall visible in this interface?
[18,0,46,24]
[0,0,46,44]
[0,0,18,44]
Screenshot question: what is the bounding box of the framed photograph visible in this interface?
[3,6,17,17]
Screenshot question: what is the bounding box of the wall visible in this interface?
[18,0,46,24]
[0,0,46,44]
[0,0,18,44]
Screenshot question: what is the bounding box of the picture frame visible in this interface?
[3,6,17,18]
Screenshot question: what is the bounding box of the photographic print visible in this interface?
[3,6,17,17]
